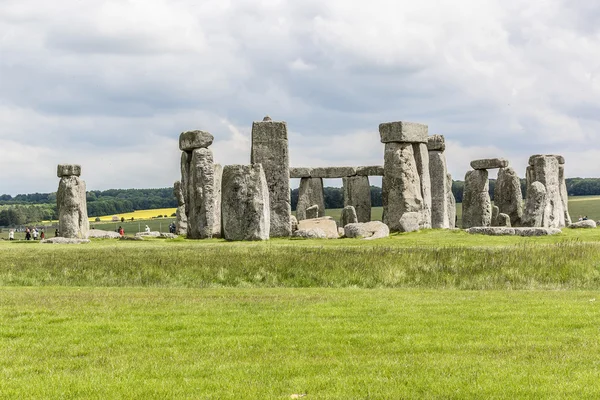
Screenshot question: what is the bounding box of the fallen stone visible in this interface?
[356,166,385,176]
[462,169,491,228]
[497,213,511,227]
[221,164,270,241]
[467,227,561,236]
[57,164,81,177]
[120,235,143,241]
[311,167,357,179]
[343,176,371,222]
[398,212,421,233]
[136,231,161,237]
[297,217,339,239]
[87,230,121,239]
[159,233,179,239]
[426,134,445,152]
[379,121,428,143]
[344,221,390,240]
[305,205,319,220]
[569,220,597,229]
[340,205,358,227]
[293,228,327,239]
[297,177,325,221]
[179,130,214,151]
[470,158,509,170]
[495,167,523,226]
[42,237,90,244]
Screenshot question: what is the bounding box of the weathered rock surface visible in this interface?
[174,180,188,236]
[305,205,319,220]
[497,213,511,227]
[159,233,178,239]
[529,154,565,165]
[57,164,81,177]
[524,155,565,228]
[221,164,270,241]
[340,205,358,227]
[57,171,89,239]
[251,118,291,237]
[461,169,491,228]
[522,181,547,227]
[466,227,561,236]
[382,143,425,231]
[120,235,143,241]
[42,237,90,244]
[212,164,223,238]
[88,230,121,239]
[379,121,428,143]
[293,228,327,239]
[470,158,509,170]
[311,167,357,179]
[356,166,385,176]
[343,176,371,223]
[297,177,325,221]
[187,148,216,239]
[558,164,571,226]
[289,167,313,178]
[413,143,432,229]
[296,217,339,239]
[290,166,384,178]
[428,149,450,228]
[398,212,421,233]
[446,173,456,228]
[427,134,445,151]
[344,221,390,240]
[491,205,499,226]
[179,130,214,151]
[495,167,523,226]
[136,231,161,237]
[290,215,298,232]
[569,220,597,229]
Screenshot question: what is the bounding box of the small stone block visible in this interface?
[179,130,214,151]
[470,158,509,170]
[57,164,81,177]
[427,134,445,151]
[379,121,428,143]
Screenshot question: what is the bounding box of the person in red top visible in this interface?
[118,226,124,236]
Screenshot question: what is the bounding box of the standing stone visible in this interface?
[297,178,325,221]
[187,148,215,239]
[522,181,547,227]
[382,142,424,231]
[413,143,432,229]
[212,164,223,238]
[526,155,565,228]
[173,181,188,236]
[491,205,499,227]
[251,117,292,237]
[181,151,191,218]
[428,136,450,228]
[56,164,89,239]
[343,176,371,223]
[462,169,492,228]
[446,173,456,228]
[221,164,270,241]
[340,205,358,227]
[497,213,511,227]
[495,167,523,227]
[305,205,319,220]
[558,164,571,226]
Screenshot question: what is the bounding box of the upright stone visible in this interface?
[305,205,319,220]
[297,178,325,221]
[558,163,571,226]
[56,164,89,239]
[251,116,291,237]
[173,180,188,236]
[446,173,456,228]
[522,181,547,227]
[491,205,499,226]
[212,164,223,237]
[221,164,270,241]
[340,205,358,227]
[495,167,523,227]
[181,151,191,218]
[187,148,215,239]
[526,155,565,228]
[428,135,450,229]
[413,143,432,229]
[462,169,491,228]
[342,176,371,223]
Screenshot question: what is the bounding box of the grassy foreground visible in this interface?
[2,288,600,399]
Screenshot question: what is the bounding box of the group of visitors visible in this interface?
[11,227,46,241]
[578,216,589,221]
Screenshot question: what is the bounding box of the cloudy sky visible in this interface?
[1,0,599,195]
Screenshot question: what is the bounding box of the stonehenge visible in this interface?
[462,169,492,229]
[343,176,371,223]
[427,135,455,228]
[56,164,89,239]
[296,178,326,221]
[495,167,523,226]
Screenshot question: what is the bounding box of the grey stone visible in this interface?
[297,217,339,239]
[495,167,523,227]
[338,227,345,236]
[356,166,385,176]
[379,121,428,143]
[398,212,421,233]
[569,220,597,229]
[87,229,121,239]
[305,205,319,220]
[179,130,214,151]
[57,174,89,239]
[340,205,358,227]
[293,228,327,239]
[514,227,562,237]
[42,237,90,244]
[212,164,223,238]
[120,235,143,241]
[187,148,216,239]
[180,151,190,218]
[446,173,456,228]
[522,181,547,227]
[462,169,491,228]
[136,231,161,237]
[413,143,432,229]
[289,167,312,178]
[57,164,81,177]
[382,143,425,231]
[466,227,561,236]
[344,221,390,240]
[426,134,445,151]
[343,176,371,223]
[159,233,179,239]
[174,181,188,236]
[251,118,291,237]
[558,164,571,226]
[290,215,298,232]
[221,164,270,241]
[491,205,499,226]
[526,156,565,228]
[497,213,511,227]
[311,167,357,178]
[297,178,325,221]
[429,150,450,228]
[528,154,565,165]
[470,158,509,170]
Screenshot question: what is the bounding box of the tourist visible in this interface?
[583,216,588,220]
[55,228,59,237]
[40,230,45,240]
[118,226,124,236]
[8,230,14,240]
[32,228,38,240]
[25,228,31,241]
[145,225,151,233]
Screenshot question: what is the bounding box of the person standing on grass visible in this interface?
[40,230,45,240]
[145,225,150,233]
[9,230,14,240]
[119,226,124,236]
[55,228,59,237]
[32,228,38,240]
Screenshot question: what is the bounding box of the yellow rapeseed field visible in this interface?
[89,208,177,222]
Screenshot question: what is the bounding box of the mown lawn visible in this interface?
[2,288,600,399]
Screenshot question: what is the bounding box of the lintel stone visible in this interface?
[57,164,81,177]
[179,130,214,151]
[470,158,509,170]
[427,134,445,151]
[379,121,428,144]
